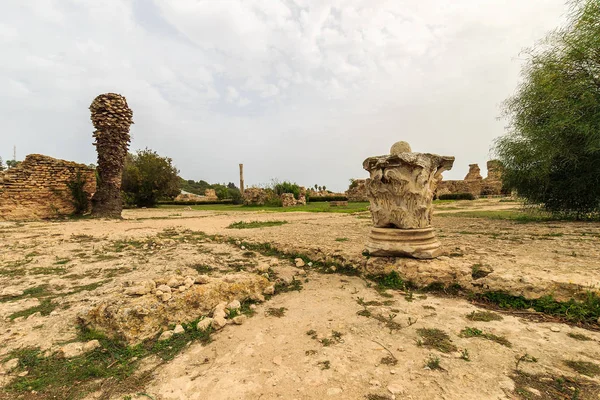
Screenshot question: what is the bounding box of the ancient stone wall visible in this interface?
[243,188,270,206]
[346,179,368,202]
[436,160,505,198]
[0,154,96,220]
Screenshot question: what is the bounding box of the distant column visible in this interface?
[239,164,245,194]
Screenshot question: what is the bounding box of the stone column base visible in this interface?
[366,227,442,259]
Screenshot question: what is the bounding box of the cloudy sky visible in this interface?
[1,0,568,191]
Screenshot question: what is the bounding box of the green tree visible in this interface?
[494,0,600,218]
[122,149,180,208]
[0,157,4,172]
[6,160,21,169]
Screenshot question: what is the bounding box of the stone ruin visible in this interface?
[0,154,96,221]
[346,179,368,202]
[436,160,505,197]
[243,187,307,207]
[79,272,271,344]
[174,188,219,202]
[363,141,454,259]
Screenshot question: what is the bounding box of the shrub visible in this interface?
[438,193,475,201]
[273,181,301,200]
[66,172,91,215]
[308,196,349,202]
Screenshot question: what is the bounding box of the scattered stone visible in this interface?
[256,264,270,273]
[173,324,185,335]
[195,275,210,284]
[156,284,171,294]
[58,342,85,358]
[227,300,241,310]
[263,286,275,295]
[308,262,313,267]
[82,340,101,353]
[183,277,195,287]
[232,315,247,325]
[295,258,306,268]
[167,278,180,288]
[1,288,24,298]
[212,316,227,331]
[250,304,257,310]
[27,312,42,320]
[197,318,213,331]
[17,371,28,377]
[272,356,283,366]
[161,292,172,302]
[327,387,343,395]
[178,286,187,292]
[158,331,174,341]
[3,358,18,371]
[550,327,561,333]
[369,380,381,387]
[125,280,156,296]
[527,387,542,397]
[387,383,404,395]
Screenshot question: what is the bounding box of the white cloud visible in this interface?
[0,0,568,190]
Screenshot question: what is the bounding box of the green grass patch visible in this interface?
[5,322,212,398]
[335,237,349,242]
[227,220,288,229]
[472,291,600,324]
[460,327,512,347]
[564,360,600,377]
[466,311,503,322]
[30,267,68,275]
[416,328,457,353]
[160,202,370,214]
[9,299,57,320]
[436,210,559,223]
[567,332,593,341]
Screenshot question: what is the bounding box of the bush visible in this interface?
[66,172,91,215]
[273,181,301,200]
[158,199,233,206]
[438,193,475,201]
[122,149,180,208]
[308,196,349,202]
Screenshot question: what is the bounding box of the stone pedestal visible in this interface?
[366,227,442,259]
[363,141,454,259]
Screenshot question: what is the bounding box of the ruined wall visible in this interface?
[436,160,505,198]
[0,154,96,221]
[346,179,368,202]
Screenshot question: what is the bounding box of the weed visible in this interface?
[416,328,457,353]
[335,237,349,242]
[265,307,287,318]
[190,264,213,274]
[564,360,600,377]
[30,267,67,275]
[466,311,503,322]
[318,360,330,370]
[422,305,436,311]
[405,291,414,302]
[242,251,256,258]
[512,371,600,400]
[274,278,303,294]
[567,332,592,341]
[425,355,442,370]
[305,350,317,356]
[227,220,288,229]
[380,356,397,366]
[306,329,317,338]
[515,353,538,371]
[471,264,491,279]
[9,299,56,320]
[460,327,512,347]
[460,349,470,361]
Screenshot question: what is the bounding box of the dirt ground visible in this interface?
[1,199,599,399]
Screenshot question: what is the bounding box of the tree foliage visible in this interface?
[495,0,600,218]
[0,157,4,172]
[122,149,180,208]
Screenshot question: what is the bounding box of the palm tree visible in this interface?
[89,93,134,218]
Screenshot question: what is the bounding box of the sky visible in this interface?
[0,0,569,192]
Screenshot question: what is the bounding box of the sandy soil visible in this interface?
[1,199,599,399]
